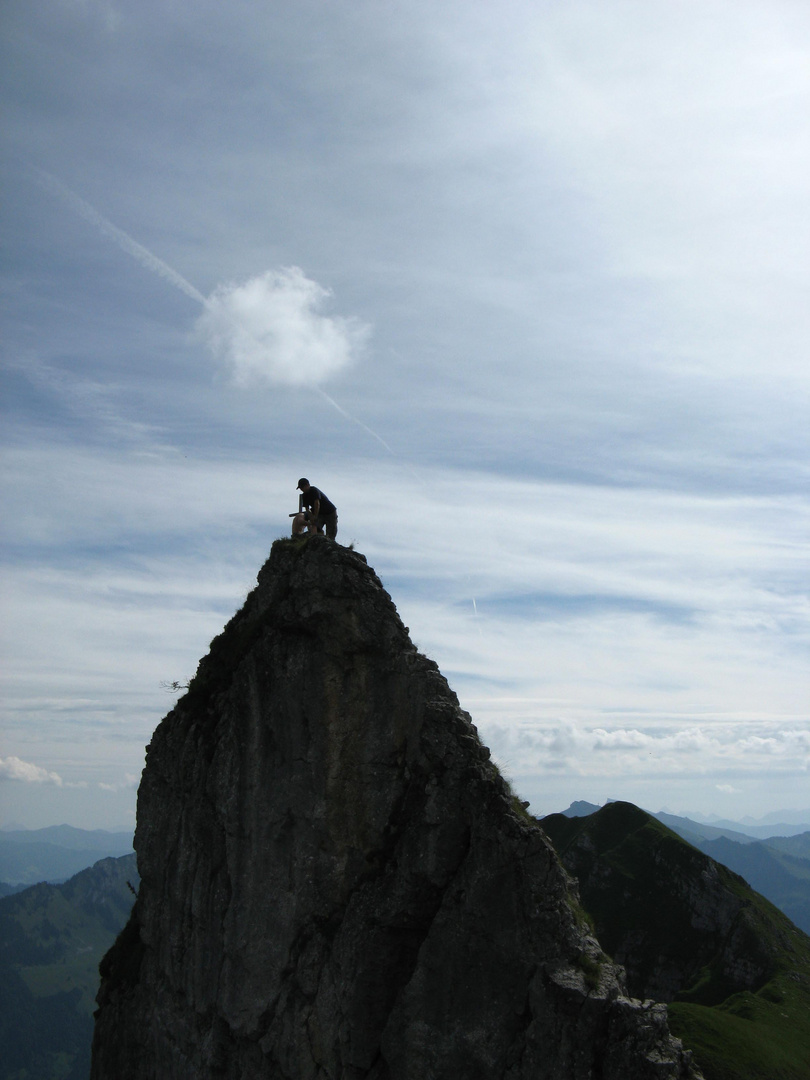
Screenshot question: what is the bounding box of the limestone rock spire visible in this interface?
[91,537,701,1080]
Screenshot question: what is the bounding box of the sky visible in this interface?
[1,0,808,832]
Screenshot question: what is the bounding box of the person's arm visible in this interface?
[310,496,320,520]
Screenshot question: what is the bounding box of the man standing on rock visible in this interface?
[292,478,338,540]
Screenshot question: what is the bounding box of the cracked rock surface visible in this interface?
[91,538,701,1080]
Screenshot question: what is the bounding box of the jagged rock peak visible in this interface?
[92,537,701,1079]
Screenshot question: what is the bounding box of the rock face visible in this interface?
[91,538,700,1080]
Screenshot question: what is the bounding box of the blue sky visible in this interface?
[1,0,808,830]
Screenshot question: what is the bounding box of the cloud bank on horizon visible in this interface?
[1,0,808,829]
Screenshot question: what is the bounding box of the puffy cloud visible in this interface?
[0,755,63,786]
[591,728,651,750]
[196,267,370,388]
[736,730,810,758]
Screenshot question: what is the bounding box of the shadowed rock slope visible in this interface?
[541,802,810,1080]
[91,538,700,1080]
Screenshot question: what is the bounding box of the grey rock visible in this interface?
[91,538,701,1079]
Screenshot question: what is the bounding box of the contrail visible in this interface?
[33,166,396,455]
[316,388,394,454]
[32,167,207,306]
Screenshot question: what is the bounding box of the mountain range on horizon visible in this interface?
[0,822,134,842]
[561,800,810,839]
[0,826,134,888]
[688,807,810,829]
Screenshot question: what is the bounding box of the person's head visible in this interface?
[297,477,310,492]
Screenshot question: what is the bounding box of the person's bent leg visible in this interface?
[291,513,307,536]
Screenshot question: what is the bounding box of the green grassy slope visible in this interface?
[541,802,810,1080]
[0,853,138,1080]
[668,974,810,1080]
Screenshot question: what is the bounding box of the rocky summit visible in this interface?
[91,537,701,1080]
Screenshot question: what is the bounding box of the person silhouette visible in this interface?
[291,478,338,539]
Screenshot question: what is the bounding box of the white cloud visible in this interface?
[737,730,810,758]
[0,755,63,786]
[479,717,810,782]
[196,267,370,388]
[99,774,140,793]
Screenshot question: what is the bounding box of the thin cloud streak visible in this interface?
[316,389,395,455]
[31,166,207,306]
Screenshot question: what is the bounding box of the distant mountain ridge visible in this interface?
[1,824,135,851]
[694,835,810,935]
[701,807,810,828]
[652,811,756,846]
[558,801,810,936]
[689,815,810,839]
[0,882,27,899]
[764,832,810,858]
[0,826,133,886]
[559,800,810,842]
